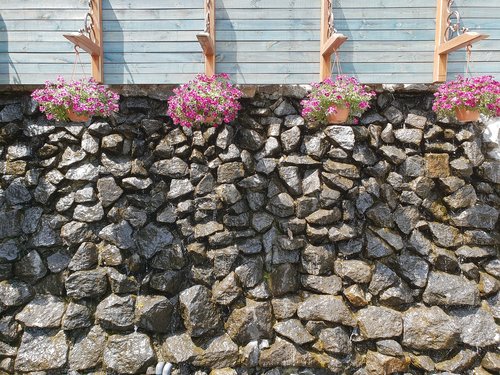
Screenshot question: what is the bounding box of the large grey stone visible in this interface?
[101,153,131,177]
[15,329,68,372]
[225,299,273,344]
[368,264,399,295]
[451,204,499,230]
[267,192,295,217]
[297,295,355,326]
[167,179,194,199]
[62,302,92,330]
[65,269,108,299]
[65,163,99,181]
[162,332,202,363]
[13,250,47,284]
[423,271,480,306]
[103,333,155,374]
[5,179,31,205]
[97,177,123,207]
[357,306,402,338]
[193,334,239,368]
[450,306,499,347]
[73,202,104,222]
[179,285,221,337]
[324,125,355,150]
[301,244,335,275]
[402,306,459,350]
[135,223,173,259]
[274,319,315,345]
[0,240,20,262]
[393,253,429,288]
[95,294,135,331]
[0,280,33,309]
[16,295,65,328]
[318,326,352,355]
[334,259,372,284]
[428,222,463,248]
[99,221,134,250]
[135,295,174,333]
[59,146,86,168]
[69,325,106,370]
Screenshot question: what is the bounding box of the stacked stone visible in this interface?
[0,91,499,374]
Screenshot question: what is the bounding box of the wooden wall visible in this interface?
[0,0,499,85]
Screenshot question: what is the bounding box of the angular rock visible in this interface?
[103,333,155,374]
[225,299,273,344]
[73,202,104,222]
[402,306,459,350]
[95,294,135,331]
[135,223,173,259]
[334,259,372,284]
[270,263,298,296]
[393,253,429,288]
[65,269,108,299]
[65,163,99,181]
[15,329,68,372]
[194,334,239,368]
[99,221,134,250]
[135,295,174,333]
[97,177,123,207]
[435,349,477,373]
[301,244,335,275]
[450,306,499,347]
[13,250,47,284]
[365,350,409,375]
[69,325,106,370]
[357,306,402,338]
[162,332,202,363]
[423,271,480,306]
[0,280,33,309]
[267,192,294,217]
[394,128,423,145]
[5,179,31,205]
[16,295,65,328]
[179,285,221,337]
[324,125,355,150]
[301,274,342,295]
[167,178,194,199]
[451,204,499,230]
[62,302,92,330]
[425,153,450,178]
[297,294,356,326]
[274,319,315,345]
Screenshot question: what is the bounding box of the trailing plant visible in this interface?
[31,76,119,122]
[167,73,243,128]
[301,75,376,124]
[433,75,500,119]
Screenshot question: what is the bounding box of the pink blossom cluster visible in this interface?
[167,73,243,128]
[31,76,120,122]
[301,75,376,124]
[433,75,500,119]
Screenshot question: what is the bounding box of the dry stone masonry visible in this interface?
[0,88,499,375]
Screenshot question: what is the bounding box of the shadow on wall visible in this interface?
[103,0,130,84]
[332,1,354,78]
[217,1,243,82]
[0,14,20,84]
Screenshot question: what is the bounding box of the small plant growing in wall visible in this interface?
[301,75,375,125]
[31,76,120,122]
[167,73,243,128]
[433,75,500,123]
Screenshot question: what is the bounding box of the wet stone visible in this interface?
[16,295,65,328]
[297,294,356,327]
[403,305,459,350]
[95,294,135,331]
[15,329,68,372]
[274,319,315,345]
[179,285,221,337]
[69,325,106,371]
[423,271,480,307]
[357,306,402,339]
[103,332,155,374]
[65,269,108,299]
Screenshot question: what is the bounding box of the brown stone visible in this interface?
[425,153,450,178]
[365,351,410,375]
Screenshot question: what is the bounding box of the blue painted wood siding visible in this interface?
[0,0,499,85]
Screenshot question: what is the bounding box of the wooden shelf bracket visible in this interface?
[320,0,348,81]
[197,0,216,77]
[63,0,103,83]
[433,0,488,82]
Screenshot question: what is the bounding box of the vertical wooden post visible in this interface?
[63,0,104,83]
[320,0,331,81]
[433,0,488,82]
[433,0,449,83]
[91,0,103,83]
[197,0,216,77]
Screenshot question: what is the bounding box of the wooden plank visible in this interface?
[437,32,489,55]
[64,34,100,56]
[322,34,349,57]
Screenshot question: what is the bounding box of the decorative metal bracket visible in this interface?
[433,0,488,82]
[197,0,216,77]
[320,0,348,81]
[63,0,103,83]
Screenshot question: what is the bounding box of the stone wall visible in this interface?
[0,88,499,375]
